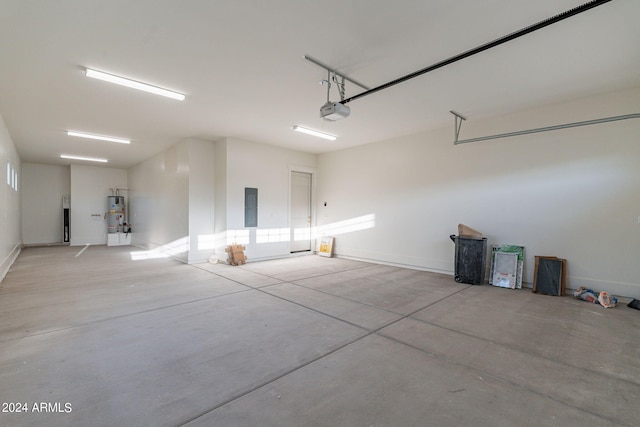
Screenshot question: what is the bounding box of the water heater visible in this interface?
[107,195,126,233]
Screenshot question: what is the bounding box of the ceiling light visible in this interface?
[293,125,336,141]
[60,154,108,163]
[67,130,130,144]
[85,68,185,101]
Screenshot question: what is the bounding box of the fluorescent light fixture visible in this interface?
[292,125,336,141]
[67,130,130,144]
[60,154,108,163]
[85,68,185,101]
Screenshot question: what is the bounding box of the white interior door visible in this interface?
[290,171,312,252]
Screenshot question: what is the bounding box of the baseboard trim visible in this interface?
[333,253,452,276]
[0,242,22,285]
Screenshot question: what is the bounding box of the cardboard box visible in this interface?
[225,244,247,265]
[458,224,483,238]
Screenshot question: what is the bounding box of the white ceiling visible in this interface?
[1,0,639,169]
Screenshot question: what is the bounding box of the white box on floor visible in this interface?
[107,232,131,246]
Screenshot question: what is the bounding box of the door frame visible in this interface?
[288,166,316,254]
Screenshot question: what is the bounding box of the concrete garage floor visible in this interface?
[1,246,639,427]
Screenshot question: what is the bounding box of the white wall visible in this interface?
[127,140,190,262]
[214,140,227,252]
[220,138,317,262]
[70,164,128,246]
[21,163,70,245]
[187,139,215,264]
[0,113,21,282]
[317,88,640,298]
[129,137,317,264]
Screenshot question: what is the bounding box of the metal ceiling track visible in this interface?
[303,55,371,91]
[339,0,612,105]
[451,112,640,145]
